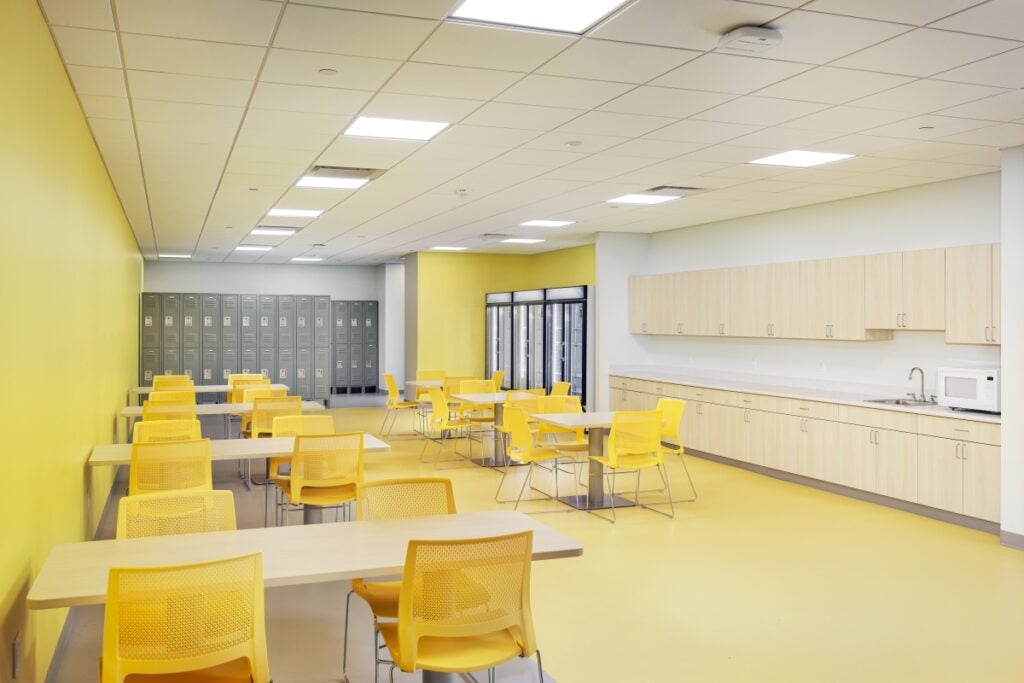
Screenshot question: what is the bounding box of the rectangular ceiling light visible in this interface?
[607,193,680,205]
[451,0,628,33]
[297,176,368,189]
[344,116,449,141]
[520,219,575,228]
[250,227,296,237]
[748,150,855,168]
[235,245,272,252]
[267,208,323,218]
[158,253,191,259]
[502,238,545,244]
[430,246,468,251]
[291,256,323,262]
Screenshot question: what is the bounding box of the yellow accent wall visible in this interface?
[0,0,142,679]
[416,245,594,376]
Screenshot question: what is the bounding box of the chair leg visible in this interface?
[514,462,534,511]
[676,454,698,502]
[536,648,545,682]
[379,408,390,434]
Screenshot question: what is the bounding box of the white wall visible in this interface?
[1000,147,1024,541]
[144,261,379,299]
[379,263,405,385]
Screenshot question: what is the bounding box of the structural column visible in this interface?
[1000,145,1024,548]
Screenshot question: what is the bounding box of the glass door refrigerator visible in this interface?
[484,293,512,389]
[544,287,587,397]
[511,290,545,391]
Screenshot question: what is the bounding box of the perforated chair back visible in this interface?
[151,375,194,391]
[656,398,686,446]
[504,407,537,457]
[271,414,334,437]
[427,388,458,431]
[607,411,662,467]
[133,419,202,444]
[116,489,236,539]
[141,400,196,422]
[129,439,213,495]
[415,369,445,381]
[101,552,270,683]
[537,395,581,414]
[356,477,456,521]
[249,396,302,438]
[228,373,265,386]
[550,381,571,396]
[491,370,505,391]
[460,379,495,394]
[242,386,287,403]
[230,377,270,403]
[147,390,196,403]
[443,376,475,399]
[290,433,364,501]
[384,373,405,406]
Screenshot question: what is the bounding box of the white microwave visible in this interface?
[936,367,1000,413]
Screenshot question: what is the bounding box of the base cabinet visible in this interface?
[915,436,999,522]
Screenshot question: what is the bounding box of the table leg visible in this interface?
[492,402,504,463]
[303,504,322,525]
[422,672,457,683]
[557,426,632,510]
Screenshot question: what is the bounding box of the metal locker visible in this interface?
[295,347,313,399]
[240,295,259,347]
[276,347,295,386]
[364,301,378,343]
[221,347,238,380]
[221,295,239,348]
[240,346,258,375]
[162,347,181,375]
[334,344,349,388]
[182,347,201,381]
[141,294,161,348]
[364,342,377,390]
[333,301,348,344]
[350,302,363,343]
[258,295,277,348]
[259,346,276,380]
[314,347,330,400]
[141,347,160,386]
[277,295,295,349]
[161,294,181,348]
[349,343,364,388]
[202,346,220,384]
[314,296,331,348]
[201,295,220,348]
[295,296,313,348]
[182,294,201,348]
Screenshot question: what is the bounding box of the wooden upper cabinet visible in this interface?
[628,275,654,334]
[991,245,1000,343]
[866,248,945,330]
[733,264,772,338]
[828,256,868,340]
[769,261,803,339]
[800,258,831,340]
[946,244,998,345]
[865,251,902,329]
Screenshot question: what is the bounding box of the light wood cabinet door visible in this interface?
[668,272,688,336]
[770,261,803,338]
[628,275,652,334]
[945,244,993,344]
[700,269,729,336]
[773,414,803,473]
[611,388,635,410]
[706,404,743,458]
[801,417,839,483]
[737,264,772,338]
[682,270,710,336]
[681,400,710,452]
[800,259,831,339]
[990,244,1000,343]
[837,423,876,491]
[902,248,945,330]
[917,435,963,514]
[875,428,918,502]
[828,256,866,340]
[745,409,776,466]
[864,252,902,330]
[963,441,1000,522]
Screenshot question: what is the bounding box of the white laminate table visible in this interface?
[116,400,325,443]
[129,383,289,403]
[451,391,540,466]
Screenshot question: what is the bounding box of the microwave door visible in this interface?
[945,375,977,400]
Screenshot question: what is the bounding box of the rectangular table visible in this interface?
[451,391,540,467]
[117,400,325,443]
[129,383,289,403]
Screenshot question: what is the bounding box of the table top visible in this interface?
[406,380,444,388]
[451,391,537,404]
[90,434,391,467]
[531,411,615,429]
[119,400,325,418]
[27,510,583,609]
[131,384,289,396]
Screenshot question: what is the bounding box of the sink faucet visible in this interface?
[908,367,925,402]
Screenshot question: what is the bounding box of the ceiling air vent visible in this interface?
[481,233,515,241]
[645,186,707,197]
[297,165,385,189]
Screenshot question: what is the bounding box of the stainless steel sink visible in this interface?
[864,398,937,407]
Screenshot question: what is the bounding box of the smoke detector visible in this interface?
[717,26,782,54]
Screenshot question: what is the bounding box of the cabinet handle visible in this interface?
[984,326,991,342]
[642,322,647,332]
[954,428,969,433]
[991,326,997,342]
[798,406,809,411]
[961,442,968,460]
[677,323,683,334]
[767,323,771,336]
[744,410,750,423]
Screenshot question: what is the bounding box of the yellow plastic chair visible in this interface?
[458,380,497,441]
[345,478,458,679]
[265,414,336,527]
[422,388,473,468]
[378,531,542,682]
[494,396,540,462]
[141,400,196,422]
[229,376,270,403]
[100,552,270,683]
[244,395,302,439]
[496,406,577,510]
[414,369,445,399]
[128,439,212,496]
[590,411,674,523]
[382,373,419,436]
[228,372,265,386]
[238,386,286,437]
[536,395,588,452]
[147,389,196,403]
[132,418,201,444]
[550,381,571,396]
[491,369,505,391]
[116,489,236,539]
[151,375,194,391]
[276,433,364,526]
[657,397,697,502]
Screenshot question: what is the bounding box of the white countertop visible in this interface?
[609,365,1001,424]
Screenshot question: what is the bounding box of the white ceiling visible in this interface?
[39,0,1024,265]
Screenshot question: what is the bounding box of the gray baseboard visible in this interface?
[1000,529,1024,550]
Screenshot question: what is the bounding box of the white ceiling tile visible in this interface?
[881,160,995,179]
[126,70,253,106]
[231,146,316,166]
[598,86,732,118]
[684,144,779,164]
[293,0,457,19]
[250,82,370,116]
[115,0,281,45]
[557,111,676,137]
[802,0,988,26]
[274,4,436,60]
[496,148,586,168]
[763,11,910,64]
[120,34,266,80]
[833,28,1020,77]
[693,96,828,126]
[317,137,424,169]
[461,102,583,131]
[652,53,813,95]
[260,49,400,91]
[700,163,792,180]
[360,92,483,123]
[851,79,1007,114]
[874,139,1000,160]
[276,186,355,212]
[591,0,786,51]
[411,22,575,72]
[755,67,913,104]
[784,106,913,133]
[67,65,126,97]
[604,138,704,159]
[863,114,992,140]
[810,156,906,173]
[939,91,1024,122]
[523,131,629,154]
[935,47,1024,89]
[564,154,656,174]
[79,94,131,119]
[939,122,1024,147]
[804,134,912,155]
[383,63,522,100]
[88,116,135,140]
[644,118,761,143]
[436,125,538,149]
[727,127,840,149]
[40,0,114,29]
[932,0,1024,41]
[937,146,1002,165]
[51,27,121,68]
[495,75,632,109]
[133,99,245,129]
[537,39,699,84]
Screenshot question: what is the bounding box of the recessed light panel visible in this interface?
[251,227,296,237]
[345,116,448,141]
[296,176,369,189]
[267,208,323,218]
[748,150,854,168]
[430,246,468,251]
[158,253,191,259]
[607,194,680,205]
[235,245,272,252]
[450,0,628,33]
[291,256,323,262]
[502,238,545,244]
[520,220,575,228]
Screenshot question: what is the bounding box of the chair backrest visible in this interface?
[443,376,475,399]
[607,411,662,467]
[271,414,335,437]
[230,377,270,403]
[523,388,546,396]
[394,531,536,673]
[242,386,287,403]
[416,369,445,381]
[116,489,237,539]
[291,433,364,498]
[656,397,686,442]
[129,439,212,495]
[132,419,202,444]
[141,400,197,422]
[102,553,269,683]
[147,390,196,404]
[550,381,571,396]
[384,373,403,405]
[460,379,495,394]
[228,373,265,387]
[250,396,303,437]
[151,375,194,391]
[503,397,540,425]
[356,477,456,521]
[427,388,453,430]
[536,395,581,414]
[491,370,505,391]
[504,407,537,458]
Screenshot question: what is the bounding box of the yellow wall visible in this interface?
[0,0,142,679]
[416,245,595,376]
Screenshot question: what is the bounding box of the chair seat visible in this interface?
[352,578,401,618]
[280,483,357,506]
[509,446,563,465]
[550,440,589,452]
[378,624,525,674]
[390,401,419,409]
[120,657,254,681]
[590,453,663,470]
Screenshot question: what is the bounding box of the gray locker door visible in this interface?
[314,296,331,348]
[182,347,201,381]
[364,301,379,343]
[141,294,161,348]
[349,343,364,387]
[240,295,259,347]
[221,295,239,348]
[201,295,220,348]
[221,347,238,380]
[296,296,313,348]
[162,347,181,375]
[141,347,160,385]
[333,301,348,344]
[350,302,363,343]
[277,295,295,349]
[314,347,330,399]
[295,347,313,399]
[276,347,295,385]
[161,294,181,348]
[259,346,276,380]
[334,344,348,387]
[202,346,220,384]
[240,346,258,375]
[182,294,201,348]
[365,342,377,389]
[258,295,277,348]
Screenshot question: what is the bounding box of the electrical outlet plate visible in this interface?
[12,631,20,679]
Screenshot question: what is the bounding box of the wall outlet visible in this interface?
[11,632,20,679]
